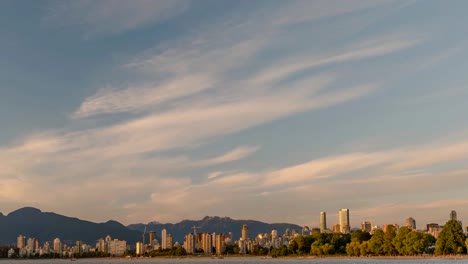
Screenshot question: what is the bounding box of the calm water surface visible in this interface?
[1,258,467,264]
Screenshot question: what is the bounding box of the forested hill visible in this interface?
[127,216,303,243]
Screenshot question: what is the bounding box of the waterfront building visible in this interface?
[201,232,212,254]
[361,221,371,233]
[75,241,82,255]
[17,235,25,249]
[271,230,278,239]
[161,229,167,249]
[338,209,350,233]
[215,233,226,255]
[8,248,15,258]
[320,211,327,233]
[136,242,143,255]
[166,234,173,249]
[96,238,106,253]
[149,230,157,249]
[211,232,217,248]
[241,224,248,240]
[405,217,416,230]
[184,233,195,254]
[107,239,127,256]
[26,237,36,253]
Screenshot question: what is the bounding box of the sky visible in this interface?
[1,0,468,229]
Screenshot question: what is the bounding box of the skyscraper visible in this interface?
[53,238,62,254]
[149,230,156,247]
[405,217,416,230]
[241,224,248,240]
[215,233,226,255]
[17,235,25,249]
[320,212,327,232]
[161,229,167,249]
[184,233,195,254]
[450,210,457,220]
[338,209,350,233]
[166,234,173,249]
[201,233,212,254]
[361,221,371,233]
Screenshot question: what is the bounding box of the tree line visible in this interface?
[270,219,466,257]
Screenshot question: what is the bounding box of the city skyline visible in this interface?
[2,0,468,227]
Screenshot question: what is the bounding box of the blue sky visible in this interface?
[1,0,468,229]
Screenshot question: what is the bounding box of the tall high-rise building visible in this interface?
[338,209,350,233]
[150,231,156,247]
[405,217,416,230]
[361,221,372,233]
[271,230,278,239]
[241,224,248,240]
[136,242,143,255]
[201,233,212,254]
[450,210,457,220]
[320,212,327,232]
[161,229,167,249]
[184,233,195,254]
[215,233,226,255]
[27,237,36,251]
[96,238,106,253]
[166,234,173,249]
[53,238,62,254]
[211,233,217,248]
[17,235,25,249]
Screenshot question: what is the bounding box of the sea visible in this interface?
[1,258,467,264]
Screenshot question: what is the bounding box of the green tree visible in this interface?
[368,229,385,255]
[393,226,411,255]
[382,225,397,255]
[322,243,335,255]
[346,239,361,256]
[360,241,369,256]
[351,230,371,242]
[435,219,466,255]
[288,239,298,254]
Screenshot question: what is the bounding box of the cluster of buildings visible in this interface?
[13,235,127,258]
[180,224,298,256]
[136,228,174,255]
[319,209,466,239]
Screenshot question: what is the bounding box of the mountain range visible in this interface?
[0,207,302,246]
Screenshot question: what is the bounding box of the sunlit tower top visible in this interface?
[338,208,350,234]
[450,210,457,220]
[320,212,327,233]
[405,217,416,230]
[241,224,248,240]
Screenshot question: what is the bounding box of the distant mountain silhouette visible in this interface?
[127,216,303,243]
[0,207,141,246]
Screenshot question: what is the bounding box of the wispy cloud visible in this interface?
[197,146,259,166]
[73,74,214,118]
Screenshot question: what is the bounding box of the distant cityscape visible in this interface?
[4,208,468,258]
